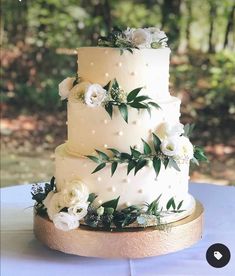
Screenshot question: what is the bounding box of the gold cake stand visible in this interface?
[34,201,204,258]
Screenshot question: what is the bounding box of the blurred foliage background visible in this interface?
[1,0,235,186]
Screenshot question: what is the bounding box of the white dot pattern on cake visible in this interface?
[55,144,190,210]
[55,47,192,211]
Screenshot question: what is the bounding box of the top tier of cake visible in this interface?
[77,47,171,101]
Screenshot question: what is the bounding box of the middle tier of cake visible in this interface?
[66,96,181,156]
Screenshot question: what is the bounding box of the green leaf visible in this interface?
[152,133,161,152]
[153,156,161,177]
[127,160,136,175]
[134,95,151,102]
[146,106,152,117]
[194,146,208,162]
[163,158,169,169]
[111,162,118,176]
[102,196,120,211]
[112,78,119,90]
[95,150,109,160]
[86,155,100,163]
[92,163,106,174]
[105,103,113,118]
[147,194,162,215]
[191,157,199,166]
[88,193,97,203]
[50,176,55,190]
[166,197,176,210]
[118,103,128,123]
[120,152,132,160]
[141,139,152,154]
[134,159,147,175]
[183,123,195,138]
[107,148,120,156]
[148,101,160,109]
[103,81,111,91]
[130,147,141,158]
[177,200,184,210]
[127,87,142,102]
[129,102,148,109]
[169,158,181,171]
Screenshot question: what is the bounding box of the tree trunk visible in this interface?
[161,0,182,50]
[223,4,235,49]
[185,0,192,50]
[208,2,217,53]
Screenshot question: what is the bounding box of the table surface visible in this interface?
[1,182,235,276]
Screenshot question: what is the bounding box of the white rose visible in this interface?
[68,202,89,220]
[124,27,134,41]
[58,77,75,100]
[131,28,152,48]
[160,137,180,157]
[174,136,194,161]
[84,84,107,107]
[69,81,91,99]
[46,192,66,220]
[63,179,89,205]
[157,122,184,140]
[165,122,184,138]
[53,212,79,231]
[43,191,54,209]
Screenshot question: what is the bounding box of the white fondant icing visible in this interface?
[77,47,171,101]
[55,144,190,210]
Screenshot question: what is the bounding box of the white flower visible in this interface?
[43,191,54,209]
[63,179,89,205]
[53,212,79,231]
[131,28,152,48]
[124,27,134,40]
[70,81,91,99]
[68,202,89,220]
[160,137,180,157]
[174,136,194,161]
[45,192,66,220]
[157,122,184,140]
[58,77,75,100]
[164,122,184,138]
[96,206,104,216]
[148,28,167,42]
[84,84,107,107]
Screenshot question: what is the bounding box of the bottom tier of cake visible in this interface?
[55,144,193,216]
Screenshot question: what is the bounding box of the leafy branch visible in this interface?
[86,133,177,177]
[98,26,139,54]
[86,126,208,176]
[103,79,160,123]
[84,193,185,230]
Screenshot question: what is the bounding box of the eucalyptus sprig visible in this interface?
[98,26,139,54]
[103,79,160,123]
[86,133,178,177]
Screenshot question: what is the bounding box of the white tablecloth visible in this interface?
[1,183,235,276]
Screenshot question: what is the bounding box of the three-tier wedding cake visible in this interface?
[32,27,207,257]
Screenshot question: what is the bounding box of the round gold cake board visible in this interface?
[34,201,204,259]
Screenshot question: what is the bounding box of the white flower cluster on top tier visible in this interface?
[43,179,89,231]
[159,122,194,163]
[124,27,168,49]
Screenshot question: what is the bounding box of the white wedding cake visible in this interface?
[32,27,206,233]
